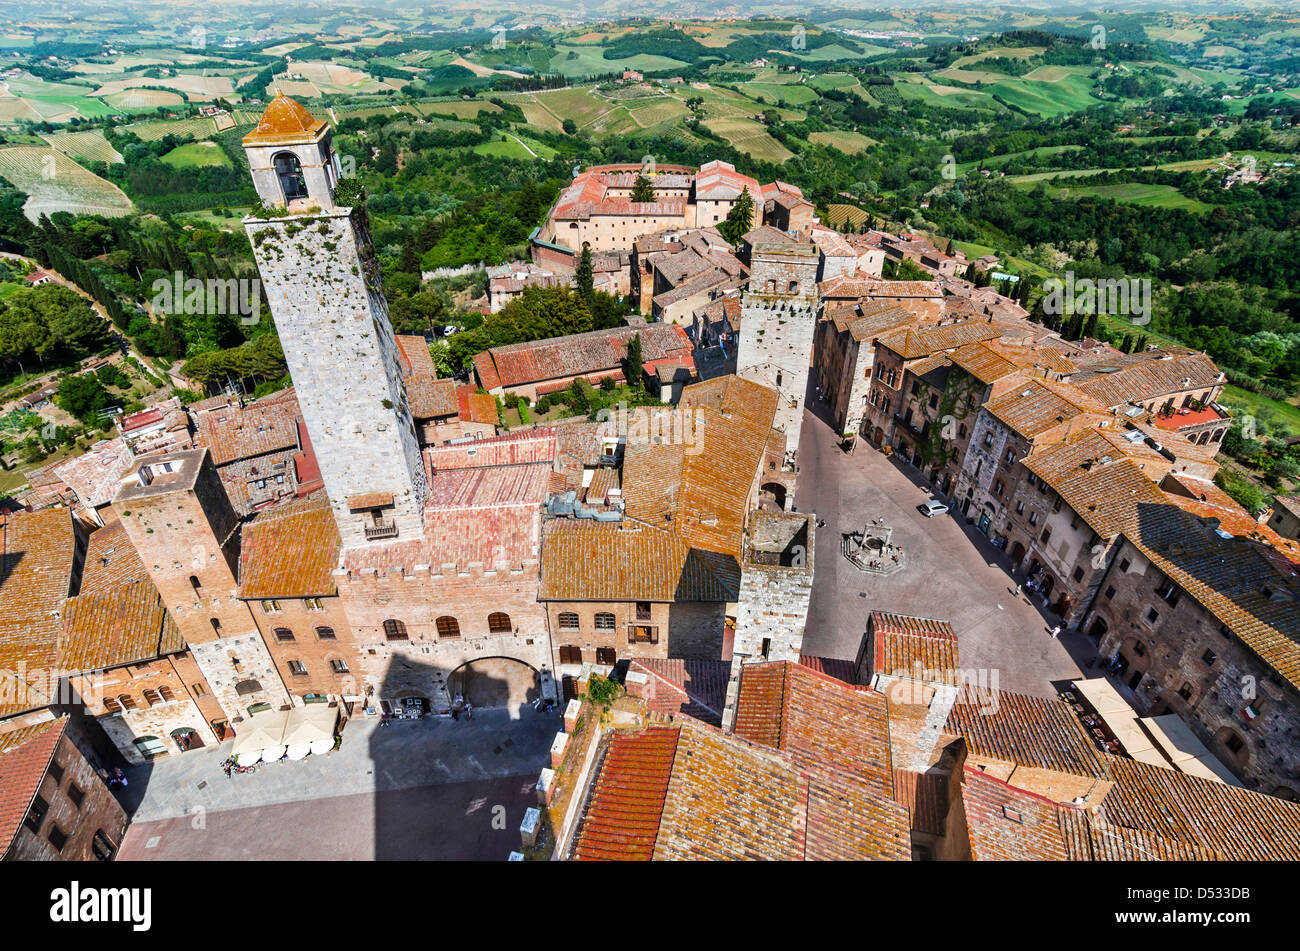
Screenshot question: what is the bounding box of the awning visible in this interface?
[230,709,289,765]
[1072,677,1133,717]
[1140,714,1242,787]
[283,705,338,760]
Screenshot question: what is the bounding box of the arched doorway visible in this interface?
[759,482,787,511]
[447,656,541,712]
[1009,541,1026,565]
[1087,616,1108,641]
[872,427,884,446]
[273,151,307,201]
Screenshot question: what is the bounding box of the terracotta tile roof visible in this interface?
[734,661,894,799]
[427,462,551,510]
[961,768,1071,860]
[426,429,556,471]
[1024,447,1167,541]
[875,320,1002,360]
[455,385,498,425]
[540,520,738,602]
[0,510,77,716]
[1074,350,1223,410]
[984,378,1107,440]
[193,389,301,465]
[693,159,761,202]
[946,341,1023,385]
[819,277,942,300]
[1121,501,1300,690]
[1164,493,1300,566]
[627,658,728,725]
[242,92,327,146]
[869,612,959,678]
[50,438,133,509]
[238,493,340,599]
[61,522,183,672]
[1274,495,1300,520]
[407,378,458,420]
[0,718,64,857]
[946,690,1109,779]
[796,655,859,685]
[475,324,691,390]
[892,768,949,837]
[1101,755,1300,861]
[574,728,678,861]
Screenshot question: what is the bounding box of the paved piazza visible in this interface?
[796,393,1096,699]
[116,707,557,861]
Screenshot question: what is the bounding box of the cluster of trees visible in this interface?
[180,334,286,392]
[0,285,109,380]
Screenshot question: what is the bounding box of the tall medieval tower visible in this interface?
[735,242,820,471]
[242,93,426,548]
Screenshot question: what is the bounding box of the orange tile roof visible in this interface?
[455,385,498,425]
[241,92,328,146]
[869,612,959,677]
[573,728,678,861]
[985,378,1107,441]
[1101,755,1300,861]
[0,718,64,857]
[626,658,728,724]
[193,389,301,466]
[0,511,77,717]
[60,522,183,673]
[734,661,894,799]
[875,320,1002,360]
[946,689,1109,779]
[238,493,340,599]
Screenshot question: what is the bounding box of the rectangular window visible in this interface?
[24,795,47,833]
[68,783,84,810]
[48,760,63,785]
[1146,608,1159,624]
[330,659,349,674]
[305,598,324,611]
[47,825,68,852]
[1072,566,1084,582]
[1104,586,1115,600]
[1040,527,1052,544]
[1202,648,1217,666]
[261,600,281,614]
[287,660,308,677]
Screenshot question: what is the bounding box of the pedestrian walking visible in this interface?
[1015,582,1022,596]
[465,702,473,720]
[1050,625,1061,639]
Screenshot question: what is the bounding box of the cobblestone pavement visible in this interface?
[116,707,558,860]
[794,393,1093,698]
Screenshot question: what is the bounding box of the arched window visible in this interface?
[117,694,137,711]
[158,685,175,702]
[142,688,162,707]
[383,619,408,641]
[315,626,336,641]
[189,575,202,593]
[274,627,295,642]
[558,612,580,631]
[103,696,123,714]
[273,151,307,200]
[595,612,615,630]
[488,612,511,634]
[235,679,263,696]
[436,616,461,639]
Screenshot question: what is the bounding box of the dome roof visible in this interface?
[241,91,328,146]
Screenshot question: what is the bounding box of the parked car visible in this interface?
[919,500,949,518]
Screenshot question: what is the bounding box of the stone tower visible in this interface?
[243,93,426,549]
[114,448,290,723]
[735,242,820,469]
[721,510,815,731]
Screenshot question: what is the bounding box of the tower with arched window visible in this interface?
[242,93,427,548]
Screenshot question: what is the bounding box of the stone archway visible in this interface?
[759,482,787,511]
[446,656,541,712]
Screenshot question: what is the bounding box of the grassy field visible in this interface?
[0,146,133,221]
[123,116,219,142]
[1220,386,1300,435]
[703,117,793,163]
[809,130,877,154]
[1040,182,1211,213]
[161,141,232,168]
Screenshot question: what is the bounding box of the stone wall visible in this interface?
[248,594,366,704]
[248,209,427,549]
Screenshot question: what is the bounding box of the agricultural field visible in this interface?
[1038,182,1211,214]
[102,88,185,110]
[41,130,123,165]
[122,116,220,141]
[160,141,231,168]
[0,75,117,123]
[809,130,876,154]
[823,203,871,229]
[742,81,819,107]
[0,146,133,221]
[703,117,793,163]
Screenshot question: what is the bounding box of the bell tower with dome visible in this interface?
[242,93,427,549]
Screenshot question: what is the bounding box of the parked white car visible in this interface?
[919,500,949,518]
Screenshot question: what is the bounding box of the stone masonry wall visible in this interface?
[248,209,427,549]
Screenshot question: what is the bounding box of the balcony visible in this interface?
[364,519,398,541]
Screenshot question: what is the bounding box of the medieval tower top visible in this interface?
[242,91,342,212]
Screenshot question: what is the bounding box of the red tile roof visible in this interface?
[573,728,678,861]
[0,719,64,857]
